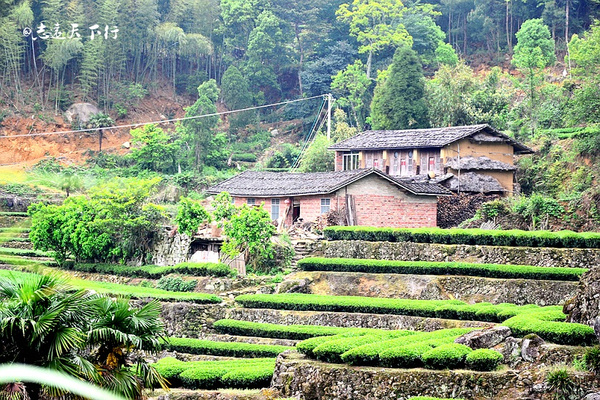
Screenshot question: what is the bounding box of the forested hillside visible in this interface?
[2,0,600,229]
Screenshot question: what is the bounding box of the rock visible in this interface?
[122,141,131,149]
[277,278,312,294]
[565,268,600,325]
[500,337,523,367]
[521,334,545,362]
[64,102,101,124]
[584,393,600,400]
[455,326,512,349]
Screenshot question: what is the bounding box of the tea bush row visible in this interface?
[163,337,293,358]
[213,319,382,340]
[323,226,600,248]
[298,257,585,281]
[60,261,235,278]
[152,357,275,389]
[235,294,540,322]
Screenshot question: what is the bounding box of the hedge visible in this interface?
[60,261,235,278]
[339,328,474,366]
[162,337,292,358]
[213,319,388,340]
[0,247,51,257]
[421,343,473,369]
[235,294,465,318]
[465,349,504,371]
[235,293,545,323]
[297,258,586,281]
[409,398,465,400]
[153,357,276,389]
[323,226,600,248]
[310,331,415,363]
[502,310,596,345]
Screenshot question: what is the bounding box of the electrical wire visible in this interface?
[0,94,328,139]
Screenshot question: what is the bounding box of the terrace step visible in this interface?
[226,307,493,332]
[0,240,33,250]
[148,388,266,400]
[0,214,30,229]
[280,270,577,306]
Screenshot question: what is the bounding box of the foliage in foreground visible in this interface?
[0,273,167,399]
[152,357,276,389]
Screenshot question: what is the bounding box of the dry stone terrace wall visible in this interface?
[320,240,600,269]
[285,271,577,306]
[272,352,600,400]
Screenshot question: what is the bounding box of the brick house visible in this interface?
[206,169,451,228]
[329,124,534,196]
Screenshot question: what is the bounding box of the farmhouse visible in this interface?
[206,168,451,228]
[329,124,534,195]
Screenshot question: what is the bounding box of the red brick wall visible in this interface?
[232,196,293,224]
[335,152,343,171]
[347,194,437,227]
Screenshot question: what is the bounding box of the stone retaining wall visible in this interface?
[285,271,577,306]
[161,302,228,337]
[320,240,600,268]
[271,352,599,400]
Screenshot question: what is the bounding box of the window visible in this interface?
[271,199,280,220]
[247,198,256,206]
[408,152,413,173]
[400,159,407,176]
[392,157,399,175]
[343,152,359,170]
[320,198,331,214]
[365,152,373,168]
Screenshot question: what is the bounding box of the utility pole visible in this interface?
[326,93,332,140]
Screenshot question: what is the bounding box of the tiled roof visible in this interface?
[441,172,506,193]
[206,169,451,197]
[329,124,534,154]
[444,156,517,171]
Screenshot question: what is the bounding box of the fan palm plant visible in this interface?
[0,273,168,399]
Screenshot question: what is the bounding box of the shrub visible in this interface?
[212,319,378,340]
[343,328,476,366]
[297,257,585,281]
[232,153,257,162]
[379,343,433,368]
[60,261,235,278]
[584,346,600,374]
[312,331,412,363]
[322,226,600,248]
[465,349,504,371]
[502,312,596,345]
[409,398,465,400]
[546,368,577,400]
[163,337,292,358]
[156,276,197,292]
[153,358,276,390]
[421,344,472,369]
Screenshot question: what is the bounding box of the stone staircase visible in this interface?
[290,239,318,267]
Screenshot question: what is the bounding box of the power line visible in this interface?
[0,94,328,139]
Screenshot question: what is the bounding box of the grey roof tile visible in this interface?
[329,124,534,154]
[206,169,451,197]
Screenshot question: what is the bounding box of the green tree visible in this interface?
[221,204,276,269]
[211,192,237,226]
[331,60,372,130]
[179,79,220,170]
[299,134,335,172]
[29,178,165,264]
[88,113,115,153]
[129,124,177,173]
[336,0,412,78]
[221,65,253,132]
[175,197,211,236]
[370,46,428,129]
[0,274,167,399]
[435,42,459,66]
[512,18,555,135]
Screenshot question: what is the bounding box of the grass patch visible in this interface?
[60,261,236,278]
[0,247,51,257]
